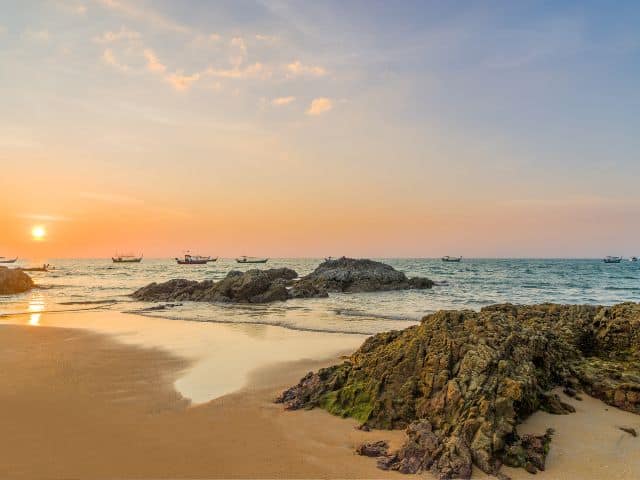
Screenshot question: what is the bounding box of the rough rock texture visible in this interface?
[293,257,433,294]
[131,268,298,304]
[277,303,640,479]
[0,267,34,294]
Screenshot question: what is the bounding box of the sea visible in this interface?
[2,258,639,335]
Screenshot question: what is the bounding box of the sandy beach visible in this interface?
[0,311,638,479]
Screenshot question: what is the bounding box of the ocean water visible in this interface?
[2,258,639,335]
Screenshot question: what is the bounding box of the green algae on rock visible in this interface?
[277,303,640,479]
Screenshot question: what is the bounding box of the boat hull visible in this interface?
[176,259,208,265]
[112,258,142,263]
[0,258,17,264]
[236,259,268,264]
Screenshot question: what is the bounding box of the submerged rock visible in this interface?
[0,267,34,294]
[277,302,640,479]
[294,257,433,294]
[132,268,297,304]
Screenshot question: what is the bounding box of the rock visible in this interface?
[356,440,389,457]
[563,387,578,397]
[619,426,637,437]
[294,257,433,294]
[277,303,640,479]
[0,267,34,294]
[132,268,298,304]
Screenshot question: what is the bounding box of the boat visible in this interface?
[442,256,462,263]
[0,257,17,264]
[236,256,268,264]
[19,264,52,272]
[112,254,143,263]
[176,254,210,265]
[631,257,638,262]
[604,256,622,263]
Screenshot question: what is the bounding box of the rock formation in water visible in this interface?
[132,268,298,303]
[0,267,34,294]
[291,257,433,295]
[132,258,434,304]
[277,302,640,479]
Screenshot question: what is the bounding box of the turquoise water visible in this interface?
[1,258,639,334]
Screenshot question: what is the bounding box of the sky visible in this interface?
[1,0,639,258]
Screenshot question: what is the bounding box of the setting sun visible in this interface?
[31,225,46,241]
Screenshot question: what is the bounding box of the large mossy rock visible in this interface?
[277,303,640,479]
[291,257,433,294]
[0,267,34,294]
[132,268,298,303]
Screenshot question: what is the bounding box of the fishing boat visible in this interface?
[19,264,52,272]
[112,254,143,263]
[631,257,638,262]
[0,257,17,264]
[442,256,462,263]
[176,254,211,265]
[604,256,622,264]
[236,256,268,264]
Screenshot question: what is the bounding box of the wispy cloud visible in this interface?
[205,62,270,80]
[144,49,166,73]
[286,60,327,77]
[97,0,191,34]
[55,1,87,15]
[271,96,296,106]
[16,213,72,222]
[0,25,6,35]
[93,27,141,44]
[79,191,142,204]
[23,29,50,42]
[165,71,201,91]
[229,36,248,67]
[306,97,333,115]
[255,34,278,43]
[102,48,130,72]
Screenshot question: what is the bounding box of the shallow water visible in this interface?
[2,258,639,334]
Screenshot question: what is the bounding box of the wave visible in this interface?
[0,302,117,317]
[58,299,119,305]
[332,308,418,321]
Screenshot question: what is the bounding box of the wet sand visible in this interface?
[0,316,639,479]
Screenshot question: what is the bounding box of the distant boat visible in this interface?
[176,254,213,265]
[0,257,17,264]
[19,264,52,272]
[604,256,622,264]
[112,254,143,263]
[236,256,268,264]
[631,257,638,262]
[442,256,462,263]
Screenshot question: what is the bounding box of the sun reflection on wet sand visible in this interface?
[28,297,45,326]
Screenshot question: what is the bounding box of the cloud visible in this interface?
[286,60,327,77]
[144,49,166,73]
[23,29,50,42]
[55,1,87,15]
[79,192,142,204]
[306,97,333,116]
[0,26,5,35]
[271,96,296,106]
[97,0,191,34]
[255,34,277,43]
[93,27,141,44]
[205,62,271,80]
[16,213,72,222]
[229,36,247,67]
[209,33,221,41]
[165,71,201,91]
[102,48,130,71]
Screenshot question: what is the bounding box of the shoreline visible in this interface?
[0,311,638,478]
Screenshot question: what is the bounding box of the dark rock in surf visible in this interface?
[356,440,389,457]
[132,268,298,304]
[0,267,34,295]
[277,302,640,479]
[294,257,433,294]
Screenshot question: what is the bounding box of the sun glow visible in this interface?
[31,225,46,240]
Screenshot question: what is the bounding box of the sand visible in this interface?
[0,315,639,479]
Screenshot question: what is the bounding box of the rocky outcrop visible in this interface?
[132,268,298,304]
[277,302,640,479]
[292,257,433,294]
[0,267,34,294]
[133,258,434,304]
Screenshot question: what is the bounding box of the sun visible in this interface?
[31,225,46,241]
